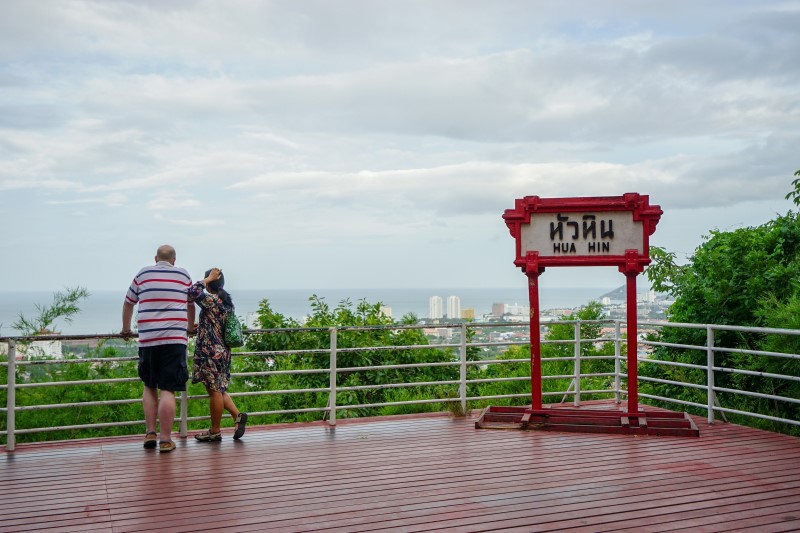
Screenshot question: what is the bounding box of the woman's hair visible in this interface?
[205,268,234,309]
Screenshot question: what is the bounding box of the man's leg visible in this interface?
[143,386,159,434]
[158,390,176,442]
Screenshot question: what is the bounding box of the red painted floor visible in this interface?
[2,406,800,532]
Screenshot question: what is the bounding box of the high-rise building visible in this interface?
[461,308,475,320]
[447,295,460,319]
[505,303,529,316]
[429,296,443,319]
[491,302,505,317]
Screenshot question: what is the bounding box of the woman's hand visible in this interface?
[204,268,222,285]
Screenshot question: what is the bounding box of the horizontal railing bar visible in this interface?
[337,361,458,372]
[3,418,148,434]
[188,387,332,399]
[711,405,800,426]
[234,369,328,377]
[711,346,800,360]
[638,375,708,391]
[10,356,138,366]
[14,398,142,411]
[337,343,461,353]
[637,392,707,410]
[635,359,708,371]
[13,377,141,389]
[337,380,460,392]
[713,386,800,405]
[470,358,529,365]
[641,340,706,351]
[712,366,800,382]
[639,321,800,337]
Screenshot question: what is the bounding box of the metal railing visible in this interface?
[1,319,799,451]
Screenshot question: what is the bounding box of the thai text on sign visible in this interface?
[520,211,644,256]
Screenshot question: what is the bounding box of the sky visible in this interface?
[1,0,798,292]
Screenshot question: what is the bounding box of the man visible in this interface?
[122,244,195,452]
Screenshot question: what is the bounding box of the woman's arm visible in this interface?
[188,268,223,307]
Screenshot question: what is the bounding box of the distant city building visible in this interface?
[446,295,460,319]
[505,303,529,316]
[0,339,63,359]
[429,296,443,319]
[379,306,393,318]
[491,302,505,316]
[461,308,475,320]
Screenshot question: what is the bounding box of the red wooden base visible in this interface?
[475,405,699,437]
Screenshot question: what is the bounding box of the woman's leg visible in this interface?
[223,392,240,419]
[223,392,249,438]
[206,386,224,433]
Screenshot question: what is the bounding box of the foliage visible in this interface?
[234,295,469,423]
[785,169,800,207]
[643,185,800,435]
[2,343,143,443]
[12,287,90,335]
[474,302,616,407]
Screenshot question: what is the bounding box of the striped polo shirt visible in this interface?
[125,261,192,346]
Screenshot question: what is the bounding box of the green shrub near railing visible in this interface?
[3,317,799,447]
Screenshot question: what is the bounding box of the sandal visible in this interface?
[195,430,222,442]
[233,413,248,440]
[143,431,158,449]
[159,440,176,453]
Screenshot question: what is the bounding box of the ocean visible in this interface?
[0,286,615,336]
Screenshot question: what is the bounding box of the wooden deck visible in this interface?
[2,404,800,532]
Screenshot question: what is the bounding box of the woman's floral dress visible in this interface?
[188,282,234,393]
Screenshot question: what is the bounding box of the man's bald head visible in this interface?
[156,245,176,264]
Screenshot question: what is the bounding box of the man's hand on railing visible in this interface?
[187,323,197,336]
[120,328,135,341]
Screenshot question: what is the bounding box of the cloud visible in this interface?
[230,150,790,221]
[45,193,128,206]
[1,0,797,292]
[153,213,222,227]
[147,192,202,211]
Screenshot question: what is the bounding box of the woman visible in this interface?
[188,267,247,441]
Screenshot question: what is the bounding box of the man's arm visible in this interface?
[121,301,135,339]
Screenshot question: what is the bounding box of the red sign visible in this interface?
[502,193,662,274]
[501,193,663,416]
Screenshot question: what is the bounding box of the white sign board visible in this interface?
[519,211,644,257]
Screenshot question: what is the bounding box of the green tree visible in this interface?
[12,287,90,335]
[238,295,464,422]
[1,287,146,444]
[642,178,800,434]
[475,302,615,406]
[785,169,800,207]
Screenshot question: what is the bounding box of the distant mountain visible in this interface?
[598,283,658,302]
[599,285,626,301]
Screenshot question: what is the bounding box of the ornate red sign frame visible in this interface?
[502,193,662,415]
[502,193,662,274]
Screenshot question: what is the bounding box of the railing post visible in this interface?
[179,350,190,438]
[707,325,715,425]
[328,327,337,426]
[573,320,581,406]
[614,320,621,404]
[6,340,16,452]
[179,390,188,438]
[460,323,467,414]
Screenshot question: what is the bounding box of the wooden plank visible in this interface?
[1,402,799,533]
